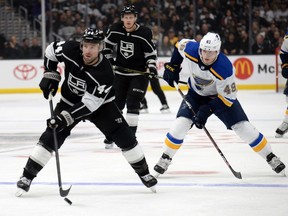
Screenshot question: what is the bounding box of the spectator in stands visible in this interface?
[252,33,271,54]
[20,38,30,59]
[158,35,173,56]
[0,33,7,59]
[69,25,84,42]
[3,35,22,59]
[239,29,249,54]
[29,37,42,59]
[222,32,239,55]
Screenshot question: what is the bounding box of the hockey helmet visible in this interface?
[121,5,138,17]
[82,28,104,43]
[199,32,221,52]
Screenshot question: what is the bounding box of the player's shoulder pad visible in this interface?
[136,25,152,37]
[108,22,123,32]
[210,53,233,80]
[176,39,198,61]
[62,40,81,53]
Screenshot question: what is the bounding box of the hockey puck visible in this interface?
[64,197,72,205]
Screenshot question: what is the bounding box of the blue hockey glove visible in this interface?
[39,70,61,99]
[192,105,212,129]
[47,111,74,132]
[163,63,181,87]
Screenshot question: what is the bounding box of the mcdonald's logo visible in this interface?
[233,57,254,80]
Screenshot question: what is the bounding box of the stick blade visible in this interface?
[59,185,72,197]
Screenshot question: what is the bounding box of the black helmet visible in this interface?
[121,5,137,17]
[82,28,104,43]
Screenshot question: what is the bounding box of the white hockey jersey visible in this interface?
[175,39,237,108]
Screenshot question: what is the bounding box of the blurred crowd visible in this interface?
[0,0,287,59]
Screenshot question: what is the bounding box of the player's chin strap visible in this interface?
[48,93,73,198]
[114,65,187,84]
[173,81,242,179]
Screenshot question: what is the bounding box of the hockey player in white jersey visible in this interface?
[275,32,288,138]
[154,32,286,177]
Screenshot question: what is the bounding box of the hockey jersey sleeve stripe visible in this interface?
[217,94,233,107]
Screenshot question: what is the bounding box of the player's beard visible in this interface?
[83,55,98,65]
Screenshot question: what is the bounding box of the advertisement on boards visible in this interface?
[0,55,278,93]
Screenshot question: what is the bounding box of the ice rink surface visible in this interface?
[0,90,287,216]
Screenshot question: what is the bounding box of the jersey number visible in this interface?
[224,82,237,94]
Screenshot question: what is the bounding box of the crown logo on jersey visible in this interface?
[120,41,134,59]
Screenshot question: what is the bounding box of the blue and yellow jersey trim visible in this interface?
[217,94,234,107]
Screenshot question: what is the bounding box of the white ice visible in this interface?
[0,90,287,216]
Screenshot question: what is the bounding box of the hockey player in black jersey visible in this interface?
[103,5,157,149]
[15,28,157,197]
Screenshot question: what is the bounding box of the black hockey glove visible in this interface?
[146,65,157,80]
[163,63,181,87]
[192,105,212,129]
[39,70,61,99]
[47,111,74,132]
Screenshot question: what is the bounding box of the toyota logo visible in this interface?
[13,64,37,80]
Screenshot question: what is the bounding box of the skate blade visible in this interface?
[161,110,171,114]
[279,170,286,177]
[149,185,157,193]
[15,188,26,197]
[275,133,284,138]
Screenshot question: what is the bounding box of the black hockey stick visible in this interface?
[48,93,72,197]
[114,66,187,85]
[173,82,242,179]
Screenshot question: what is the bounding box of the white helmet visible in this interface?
[199,32,221,52]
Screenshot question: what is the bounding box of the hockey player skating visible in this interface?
[102,5,157,149]
[275,31,288,138]
[15,28,157,197]
[154,32,286,177]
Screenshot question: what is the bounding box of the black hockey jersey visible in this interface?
[43,40,115,121]
[104,22,157,74]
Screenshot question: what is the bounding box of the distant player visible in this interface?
[15,28,157,197]
[154,32,286,177]
[275,32,288,137]
[103,5,157,149]
[140,78,170,114]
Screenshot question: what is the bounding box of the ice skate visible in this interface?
[266,153,286,175]
[140,174,157,193]
[160,104,170,113]
[275,121,288,138]
[154,153,172,178]
[104,138,114,149]
[140,103,149,114]
[15,176,32,197]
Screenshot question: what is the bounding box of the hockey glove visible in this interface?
[39,70,61,99]
[163,63,181,87]
[192,105,212,129]
[47,110,74,132]
[147,65,158,80]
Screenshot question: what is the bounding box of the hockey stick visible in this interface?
[173,82,242,179]
[114,66,187,85]
[48,93,72,197]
